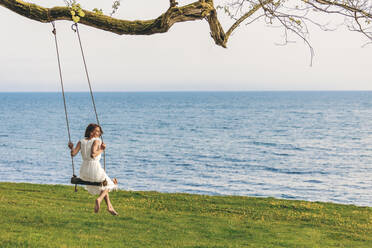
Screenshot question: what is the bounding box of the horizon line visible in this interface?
[1,90,372,93]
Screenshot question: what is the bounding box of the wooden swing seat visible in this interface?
[71,175,107,186]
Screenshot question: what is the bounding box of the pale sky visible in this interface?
[0,0,371,91]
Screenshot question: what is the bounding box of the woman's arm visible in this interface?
[91,140,106,158]
[68,141,81,157]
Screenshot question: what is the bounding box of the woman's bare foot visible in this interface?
[107,207,118,216]
[113,178,118,185]
[94,199,101,213]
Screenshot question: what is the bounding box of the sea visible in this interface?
[1,91,372,206]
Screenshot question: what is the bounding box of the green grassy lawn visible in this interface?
[0,182,371,247]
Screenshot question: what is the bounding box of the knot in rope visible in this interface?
[51,21,56,35]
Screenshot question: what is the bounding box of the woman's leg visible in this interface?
[95,189,109,213]
[104,193,118,215]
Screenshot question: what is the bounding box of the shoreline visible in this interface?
[1,181,371,208]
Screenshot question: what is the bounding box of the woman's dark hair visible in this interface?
[84,123,103,138]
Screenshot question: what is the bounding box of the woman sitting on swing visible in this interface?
[68,123,118,215]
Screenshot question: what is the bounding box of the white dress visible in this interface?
[79,137,118,195]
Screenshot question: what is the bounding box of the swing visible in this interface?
[51,22,107,190]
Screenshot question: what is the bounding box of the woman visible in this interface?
[68,123,118,215]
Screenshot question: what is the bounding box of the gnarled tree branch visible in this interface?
[0,0,213,34]
[6,0,368,51]
[0,0,273,48]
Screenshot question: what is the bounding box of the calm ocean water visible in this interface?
[1,91,372,206]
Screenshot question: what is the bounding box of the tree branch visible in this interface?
[312,0,372,18]
[4,0,370,50]
[0,0,230,47]
[224,0,273,46]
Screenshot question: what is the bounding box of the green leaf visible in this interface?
[93,8,103,15]
[70,10,76,16]
[78,9,85,17]
[72,15,80,23]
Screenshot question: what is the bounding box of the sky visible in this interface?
[0,0,371,91]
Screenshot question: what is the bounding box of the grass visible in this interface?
[0,182,371,247]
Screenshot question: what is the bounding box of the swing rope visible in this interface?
[71,23,106,172]
[51,21,76,177]
[52,21,106,186]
